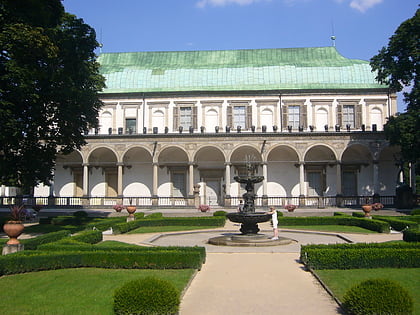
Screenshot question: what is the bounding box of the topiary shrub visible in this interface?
[213,210,227,217]
[113,277,180,315]
[342,279,413,315]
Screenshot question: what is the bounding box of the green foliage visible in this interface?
[213,210,227,216]
[342,279,413,315]
[403,227,420,242]
[0,0,105,190]
[145,212,163,219]
[0,249,205,276]
[21,230,70,250]
[372,216,418,231]
[70,230,103,244]
[411,209,420,215]
[278,216,390,233]
[113,277,180,315]
[370,8,419,169]
[333,212,351,216]
[370,8,419,111]
[300,243,420,270]
[73,211,88,218]
[84,216,126,231]
[51,215,92,226]
[113,216,226,234]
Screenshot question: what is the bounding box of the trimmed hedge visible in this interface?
[36,243,206,263]
[403,227,420,242]
[278,216,390,233]
[301,242,420,269]
[0,249,205,275]
[83,217,127,232]
[145,212,163,219]
[21,230,71,250]
[371,216,418,231]
[213,210,227,217]
[51,215,92,226]
[71,230,103,244]
[301,248,420,269]
[113,216,226,234]
[411,208,420,215]
[301,242,420,251]
[342,279,413,315]
[114,277,180,315]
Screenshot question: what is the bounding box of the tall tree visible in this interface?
[0,0,105,193]
[370,8,420,176]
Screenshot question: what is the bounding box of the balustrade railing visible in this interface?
[0,195,398,209]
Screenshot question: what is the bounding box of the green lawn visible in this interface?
[316,268,420,315]
[0,268,194,315]
[282,225,378,233]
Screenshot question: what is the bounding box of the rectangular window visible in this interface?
[288,105,300,129]
[343,105,355,128]
[125,118,136,134]
[179,107,192,130]
[233,106,246,129]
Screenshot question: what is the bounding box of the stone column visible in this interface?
[224,162,231,206]
[152,163,159,206]
[336,161,342,195]
[299,162,305,196]
[82,163,89,197]
[188,162,195,206]
[189,163,194,196]
[262,162,268,206]
[117,162,124,197]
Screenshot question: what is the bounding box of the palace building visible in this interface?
[17,46,402,208]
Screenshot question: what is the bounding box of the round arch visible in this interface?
[122,147,153,197]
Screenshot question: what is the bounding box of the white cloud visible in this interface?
[196,0,267,8]
[349,0,383,13]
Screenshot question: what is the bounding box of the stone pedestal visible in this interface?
[2,244,24,255]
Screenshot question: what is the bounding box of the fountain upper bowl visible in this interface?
[226,212,271,224]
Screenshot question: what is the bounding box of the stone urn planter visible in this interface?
[3,204,26,245]
[284,204,297,212]
[3,221,25,245]
[362,205,372,217]
[126,206,137,218]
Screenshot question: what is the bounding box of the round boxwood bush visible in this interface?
[113,276,180,315]
[342,278,413,315]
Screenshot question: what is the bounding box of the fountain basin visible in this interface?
[208,234,295,247]
[226,212,271,234]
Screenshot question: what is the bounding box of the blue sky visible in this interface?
[63,0,418,111]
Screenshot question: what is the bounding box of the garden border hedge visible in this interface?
[0,249,205,276]
[300,243,420,269]
[403,228,420,242]
[113,216,226,234]
[278,216,390,233]
[301,248,420,269]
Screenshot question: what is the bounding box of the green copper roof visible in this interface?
[98,47,385,93]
